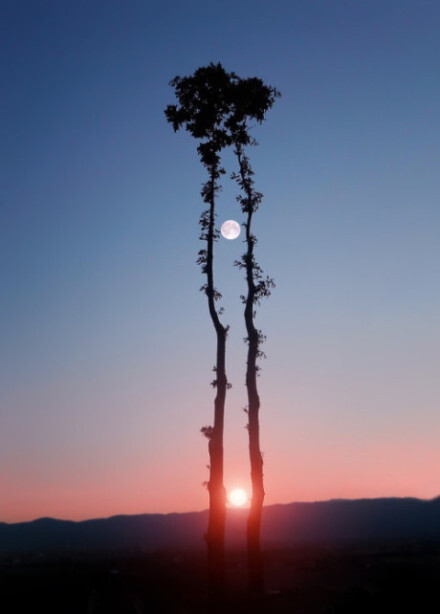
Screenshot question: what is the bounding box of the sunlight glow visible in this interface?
[228,488,248,507]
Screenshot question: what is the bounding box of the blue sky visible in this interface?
[1,0,439,521]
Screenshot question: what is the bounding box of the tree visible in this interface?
[165,63,280,598]
[164,63,235,594]
[229,78,280,596]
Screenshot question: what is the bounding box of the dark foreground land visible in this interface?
[1,541,439,613]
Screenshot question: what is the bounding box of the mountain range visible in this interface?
[1,497,440,553]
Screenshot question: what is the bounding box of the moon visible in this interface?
[228,488,248,507]
[221,219,241,240]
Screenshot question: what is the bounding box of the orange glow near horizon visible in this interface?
[3,427,440,523]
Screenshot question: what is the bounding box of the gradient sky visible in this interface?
[2,0,439,523]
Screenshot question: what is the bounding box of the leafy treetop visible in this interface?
[164,63,280,168]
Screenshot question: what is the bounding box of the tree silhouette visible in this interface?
[229,80,280,595]
[165,63,279,597]
[165,64,235,593]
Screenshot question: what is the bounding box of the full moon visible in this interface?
[228,488,248,507]
[221,219,241,240]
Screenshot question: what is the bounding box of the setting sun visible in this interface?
[228,488,248,507]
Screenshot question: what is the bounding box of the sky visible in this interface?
[1,0,439,523]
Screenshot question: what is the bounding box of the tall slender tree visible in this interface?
[229,78,280,595]
[164,64,235,593]
[165,64,279,598]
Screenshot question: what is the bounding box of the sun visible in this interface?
[228,488,248,507]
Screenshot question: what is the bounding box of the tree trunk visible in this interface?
[234,144,269,597]
[245,297,265,597]
[206,325,227,593]
[244,215,265,597]
[203,166,228,597]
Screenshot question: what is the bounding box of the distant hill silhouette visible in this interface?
[1,497,440,553]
